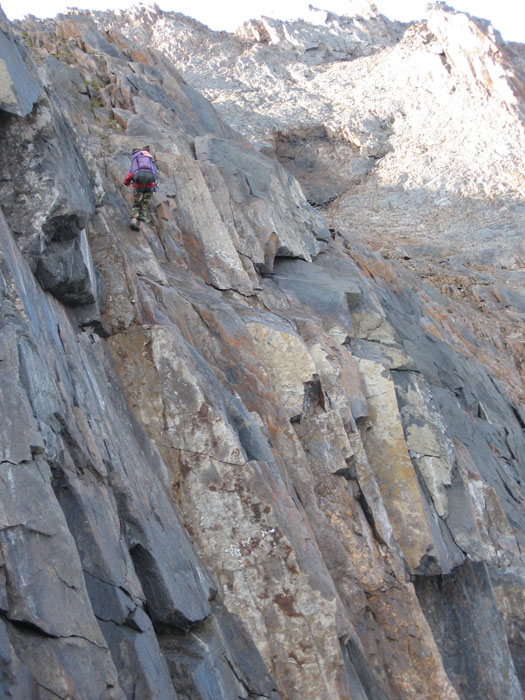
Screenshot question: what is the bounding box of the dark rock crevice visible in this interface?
[158,602,281,700]
[340,635,390,700]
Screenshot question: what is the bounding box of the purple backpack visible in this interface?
[131,150,157,185]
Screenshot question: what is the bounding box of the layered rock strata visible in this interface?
[0,3,523,699]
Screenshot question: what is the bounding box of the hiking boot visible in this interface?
[129,216,140,231]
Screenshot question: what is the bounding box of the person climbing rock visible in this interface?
[123,147,157,230]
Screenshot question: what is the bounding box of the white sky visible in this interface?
[2,0,525,43]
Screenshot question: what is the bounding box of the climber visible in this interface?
[123,147,157,230]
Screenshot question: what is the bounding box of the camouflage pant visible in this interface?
[131,188,153,221]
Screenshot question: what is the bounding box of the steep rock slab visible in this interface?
[490,566,525,689]
[286,328,458,700]
[174,452,347,700]
[359,360,434,569]
[0,460,123,700]
[9,8,525,700]
[352,247,525,692]
[373,262,525,535]
[393,371,456,519]
[1,232,215,632]
[104,281,461,699]
[0,97,96,305]
[195,134,330,269]
[0,202,276,698]
[64,329,281,699]
[0,459,104,643]
[358,358,454,573]
[169,155,254,294]
[0,326,44,464]
[35,333,214,632]
[0,618,35,699]
[108,322,351,700]
[270,254,361,337]
[242,310,317,419]
[253,249,460,698]
[159,602,282,699]
[0,7,41,116]
[416,560,523,700]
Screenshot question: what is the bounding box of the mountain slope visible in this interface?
[0,3,523,699]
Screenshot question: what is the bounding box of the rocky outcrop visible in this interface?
[235,2,404,64]
[427,2,525,122]
[0,3,523,699]
[0,7,97,309]
[0,7,41,116]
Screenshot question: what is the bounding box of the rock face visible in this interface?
[0,2,523,699]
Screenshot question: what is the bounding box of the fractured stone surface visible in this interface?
[0,4,523,699]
